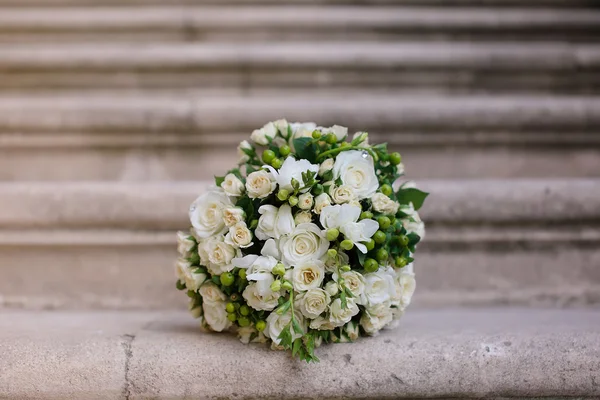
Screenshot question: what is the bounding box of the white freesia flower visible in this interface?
[329,185,356,204]
[251,121,278,145]
[273,119,289,135]
[333,150,378,199]
[203,302,232,332]
[243,282,280,311]
[318,158,334,176]
[255,204,294,240]
[237,140,252,164]
[329,298,359,327]
[290,122,317,140]
[266,309,305,345]
[199,281,228,304]
[221,173,244,197]
[371,192,400,215]
[222,207,245,227]
[292,260,326,291]
[225,221,254,248]
[189,189,232,239]
[320,125,348,141]
[246,170,276,199]
[319,204,378,253]
[176,231,195,256]
[295,288,331,319]
[361,267,398,307]
[198,237,237,275]
[279,223,329,266]
[234,254,278,296]
[264,157,319,193]
[294,211,312,224]
[400,202,425,239]
[360,303,393,335]
[298,193,314,210]
[313,193,332,214]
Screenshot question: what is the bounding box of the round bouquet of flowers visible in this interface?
[175,120,427,362]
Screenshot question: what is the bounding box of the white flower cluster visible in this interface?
[176,119,427,362]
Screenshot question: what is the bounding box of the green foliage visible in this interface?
[293,137,318,163]
[396,188,429,210]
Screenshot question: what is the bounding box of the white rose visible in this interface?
[338,270,365,300]
[309,316,337,331]
[298,193,314,210]
[400,203,425,239]
[289,121,317,139]
[398,269,416,311]
[294,211,312,224]
[199,237,237,275]
[222,207,245,227]
[250,121,278,145]
[189,189,232,239]
[220,173,244,197]
[295,288,331,319]
[332,150,378,199]
[360,303,393,335]
[322,250,349,273]
[189,301,203,319]
[320,125,348,141]
[264,157,319,193]
[176,231,195,257]
[176,258,207,292]
[319,204,378,253]
[324,280,339,296]
[243,282,280,311]
[329,185,356,204]
[318,158,334,177]
[345,321,360,340]
[279,223,329,266]
[361,267,397,307]
[313,193,332,214]
[266,309,305,345]
[273,119,289,135]
[225,221,254,248]
[329,298,359,327]
[292,260,325,291]
[234,254,278,296]
[199,281,228,304]
[371,192,400,215]
[237,325,257,344]
[246,170,276,199]
[237,140,252,164]
[203,302,232,332]
[255,204,294,240]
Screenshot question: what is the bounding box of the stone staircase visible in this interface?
[0,1,599,398]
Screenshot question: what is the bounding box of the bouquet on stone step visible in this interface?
[175,120,427,362]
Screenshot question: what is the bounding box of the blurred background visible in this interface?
[0,0,599,310]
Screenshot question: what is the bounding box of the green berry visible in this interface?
[282,281,294,291]
[239,305,250,316]
[381,184,393,196]
[376,248,389,262]
[279,145,291,157]
[249,219,258,229]
[365,239,376,251]
[256,320,266,332]
[277,189,290,201]
[238,269,247,280]
[399,235,410,247]
[273,262,286,276]
[395,256,407,268]
[360,211,373,220]
[340,142,349,148]
[340,240,354,250]
[226,302,236,313]
[378,216,391,230]
[262,149,276,164]
[271,158,283,169]
[327,248,338,258]
[270,280,282,292]
[364,258,379,273]
[313,184,324,195]
[326,228,340,241]
[312,130,321,139]
[238,317,251,327]
[227,313,237,322]
[220,272,235,287]
[373,230,387,244]
[341,265,351,272]
[326,133,337,144]
[288,196,299,207]
[389,152,402,165]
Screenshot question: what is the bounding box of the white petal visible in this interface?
[359,219,380,239]
[232,255,259,269]
[261,239,280,259]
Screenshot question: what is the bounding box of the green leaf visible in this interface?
[292,318,304,335]
[214,176,225,187]
[276,300,291,315]
[241,147,254,158]
[293,137,318,163]
[396,188,429,210]
[292,338,302,357]
[340,291,347,309]
[406,232,421,247]
[176,280,186,290]
[344,286,354,298]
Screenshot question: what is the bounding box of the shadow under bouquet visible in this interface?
[176,120,427,362]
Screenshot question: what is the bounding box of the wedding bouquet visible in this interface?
[175,120,427,362]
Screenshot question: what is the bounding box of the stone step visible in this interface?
[0,179,598,310]
[1,7,598,43]
[1,309,599,399]
[0,91,598,180]
[1,43,598,93]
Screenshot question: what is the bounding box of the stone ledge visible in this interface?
[1,309,599,399]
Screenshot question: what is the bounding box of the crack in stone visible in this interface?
[121,334,135,400]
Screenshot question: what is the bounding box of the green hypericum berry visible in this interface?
[340,240,354,250]
[399,235,410,247]
[239,305,250,316]
[279,145,291,157]
[288,195,299,207]
[376,248,389,262]
[270,280,282,292]
[220,272,235,287]
[326,228,340,241]
[273,262,286,276]
[378,216,391,230]
[226,302,236,313]
[395,256,407,268]
[262,149,276,164]
[271,158,283,169]
[364,258,379,272]
[360,211,373,220]
[365,238,376,251]
[238,269,247,280]
[327,249,338,259]
[277,189,290,201]
[282,281,294,291]
[312,130,321,139]
[373,230,387,244]
[227,312,237,322]
[326,133,337,144]
[381,184,393,196]
[313,184,324,195]
[238,317,251,327]
[389,152,402,165]
[256,320,266,332]
[341,265,351,272]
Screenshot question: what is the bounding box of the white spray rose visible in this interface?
[361,267,398,307]
[234,254,278,296]
[250,121,278,145]
[203,302,232,332]
[400,203,425,239]
[324,280,339,296]
[309,316,337,331]
[246,170,276,199]
[360,303,393,335]
[329,298,359,327]
[189,189,232,239]
[295,288,331,319]
[243,282,280,311]
[345,321,360,341]
[199,281,228,304]
[222,207,245,227]
[320,125,348,141]
[189,301,203,319]
[398,268,416,311]
[319,204,378,253]
[322,249,349,273]
[266,309,305,345]
[318,158,334,176]
[329,185,356,204]
[313,193,332,214]
[225,221,254,248]
[198,237,237,275]
[255,204,294,240]
[371,193,400,215]
[294,211,313,224]
[220,173,244,197]
[298,192,314,210]
[264,157,319,193]
[178,261,207,292]
[292,260,325,291]
[336,270,365,300]
[279,223,329,266]
[273,119,289,135]
[333,150,378,199]
[237,140,252,164]
[176,231,195,257]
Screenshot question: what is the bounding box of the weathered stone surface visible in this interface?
[1,309,599,399]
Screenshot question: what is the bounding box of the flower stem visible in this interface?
[316,146,377,162]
